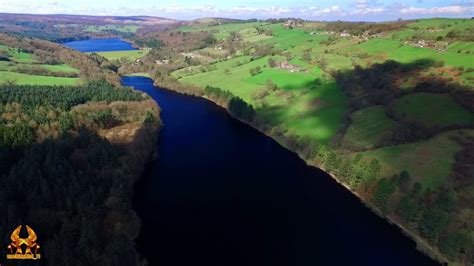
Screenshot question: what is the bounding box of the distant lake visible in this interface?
[62,38,137,52]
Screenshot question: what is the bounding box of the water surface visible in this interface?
[123,76,438,266]
[63,38,136,52]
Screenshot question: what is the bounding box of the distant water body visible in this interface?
[62,38,136,52]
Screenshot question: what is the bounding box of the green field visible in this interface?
[2,49,37,63]
[0,71,79,85]
[394,93,474,128]
[41,63,79,73]
[125,72,151,77]
[92,49,148,62]
[362,130,464,190]
[244,69,317,90]
[0,44,80,85]
[343,106,397,149]
[0,61,78,72]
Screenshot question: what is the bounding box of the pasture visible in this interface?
[343,106,397,149]
[0,71,79,85]
[92,49,148,62]
[361,130,464,190]
[394,93,473,128]
[0,45,80,85]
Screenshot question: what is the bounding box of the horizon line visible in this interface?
[1,11,472,23]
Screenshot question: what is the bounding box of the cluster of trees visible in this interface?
[252,80,280,101]
[228,97,256,122]
[249,66,262,76]
[334,59,433,111]
[133,38,164,49]
[0,80,143,110]
[0,80,160,265]
[324,20,410,36]
[368,169,473,260]
[445,29,474,42]
[0,129,146,265]
[267,57,277,68]
[302,48,312,63]
[248,44,274,60]
[0,80,148,150]
[203,86,256,123]
[255,26,273,36]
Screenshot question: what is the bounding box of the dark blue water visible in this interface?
[62,38,137,52]
[123,76,438,266]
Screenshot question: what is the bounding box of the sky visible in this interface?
[0,0,473,21]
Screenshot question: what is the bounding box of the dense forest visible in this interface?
[0,80,161,265]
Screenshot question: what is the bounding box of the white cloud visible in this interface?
[352,7,384,15]
[311,5,345,17]
[400,5,472,15]
[349,0,384,15]
[0,0,473,21]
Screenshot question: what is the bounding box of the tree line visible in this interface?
[204,86,256,123]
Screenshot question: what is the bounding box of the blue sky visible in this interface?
[0,0,473,21]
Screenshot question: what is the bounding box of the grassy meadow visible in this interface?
[92,49,149,62]
[0,45,80,85]
[0,71,79,85]
[342,106,397,149]
[394,93,474,128]
[173,18,474,187]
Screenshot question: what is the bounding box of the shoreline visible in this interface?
[139,76,450,265]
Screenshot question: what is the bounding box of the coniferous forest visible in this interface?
[0,80,161,265]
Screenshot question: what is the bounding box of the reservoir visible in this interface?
[123,76,439,266]
[62,38,137,52]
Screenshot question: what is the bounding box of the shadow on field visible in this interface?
[333,58,474,149]
[333,58,473,113]
[255,78,346,143]
[280,79,317,90]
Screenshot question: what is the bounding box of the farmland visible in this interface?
[142,17,474,264]
[91,49,149,62]
[0,44,80,85]
[393,93,474,128]
[0,71,78,85]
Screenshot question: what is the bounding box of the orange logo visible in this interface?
[7,225,41,260]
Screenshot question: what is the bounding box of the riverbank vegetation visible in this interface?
[120,17,474,264]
